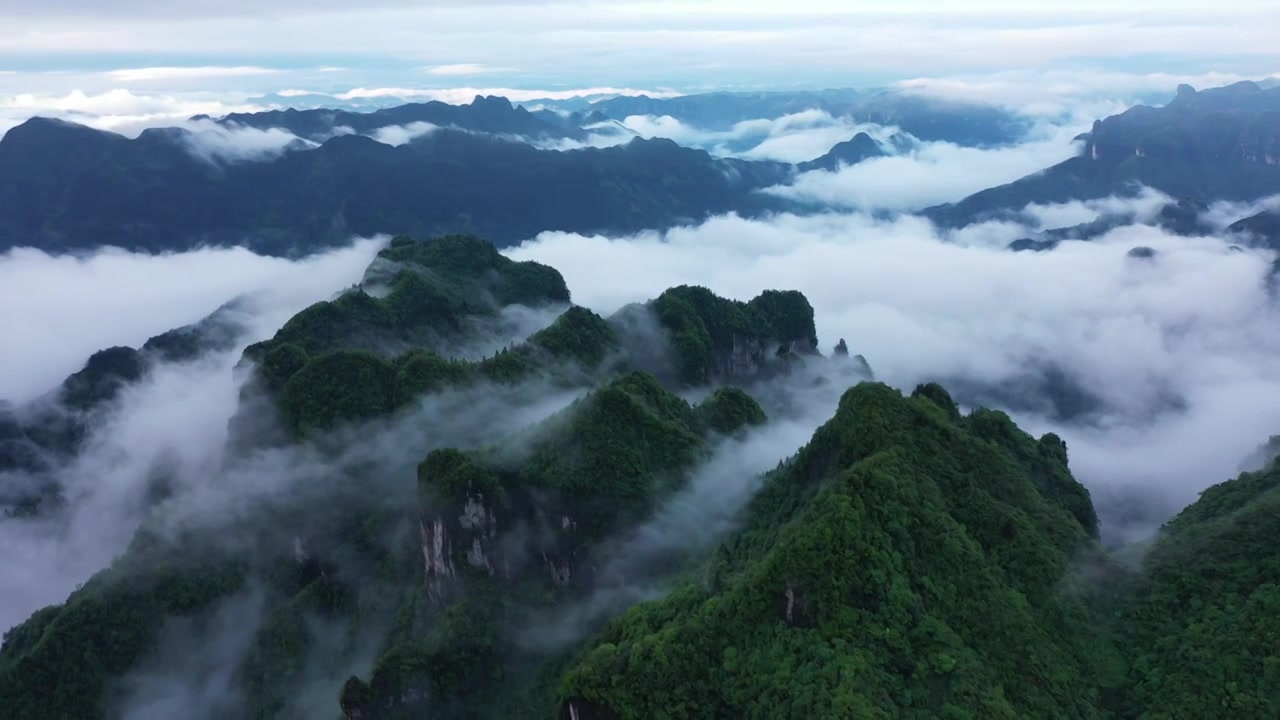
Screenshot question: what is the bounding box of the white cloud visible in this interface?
[1202,194,1280,232]
[771,118,1087,211]
[0,238,390,632]
[4,7,1279,91]
[507,210,1280,538]
[368,120,439,146]
[615,110,898,163]
[531,121,638,151]
[334,86,683,104]
[0,239,384,404]
[0,89,262,138]
[176,118,316,163]
[1021,188,1174,231]
[895,69,1280,114]
[421,63,508,76]
[105,66,281,83]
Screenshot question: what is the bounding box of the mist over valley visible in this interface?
[2,3,1280,717]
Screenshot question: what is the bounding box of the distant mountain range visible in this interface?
[927,81,1280,228]
[206,95,584,143]
[240,87,1032,148]
[0,104,793,255]
[3,82,1280,257]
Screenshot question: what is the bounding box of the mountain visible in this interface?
[0,234,859,718]
[206,95,583,143]
[587,89,863,131]
[1228,209,1280,251]
[844,91,1033,147]
[1,302,250,516]
[589,89,1032,147]
[527,109,616,133]
[3,233,1275,718]
[927,81,1280,227]
[797,131,887,172]
[1115,456,1280,717]
[1006,197,1216,253]
[559,383,1114,719]
[0,118,791,255]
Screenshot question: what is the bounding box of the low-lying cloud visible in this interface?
[177,118,315,164]
[770,117,1088,211]
[1020,188,1175,232]
[0,89,262,139]
[0,240,387,632]
[1202,194,1280,233]
[507,209,1280,541]
[520,356,874,650]
[616,110,898,163]
[329,86,682,105]
[894,69,1280,116]
[0,238,383,405]
[368,121,439,146]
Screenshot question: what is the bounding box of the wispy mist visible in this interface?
[0,239,383,404]
[0,239,386,632]
[613,110,896,163]
[368,121,440,146]
[508,207,1280,541]
[177,119,315,164]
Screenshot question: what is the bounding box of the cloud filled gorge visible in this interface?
[507,210,1280,541]
[770,116,1088,211]
[0,239,385,632]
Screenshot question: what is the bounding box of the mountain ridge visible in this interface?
[926,81,1280,227]
[2,233,1275,718]
[0,119,793,255]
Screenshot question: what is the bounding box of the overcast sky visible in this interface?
[1,1,1279,100]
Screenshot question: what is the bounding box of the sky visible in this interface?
[1,2,1279,100]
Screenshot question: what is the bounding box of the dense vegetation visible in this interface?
[556,382,1120,719]
[796,131,887,172]
[1117,459,1280,718]
[240,234,581,435]
[2,234,1276,719]
[651,286,818,385]
[338,371,746,718]
[242,237,816,437]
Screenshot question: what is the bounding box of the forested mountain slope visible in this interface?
[927,81,1280,227]
[0,118,790,255]
[0,235,1275,719]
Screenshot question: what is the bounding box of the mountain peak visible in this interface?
[798,131,886,172]
[2,116,105,143]
[471,94,514,111]
[0,116,124,168]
